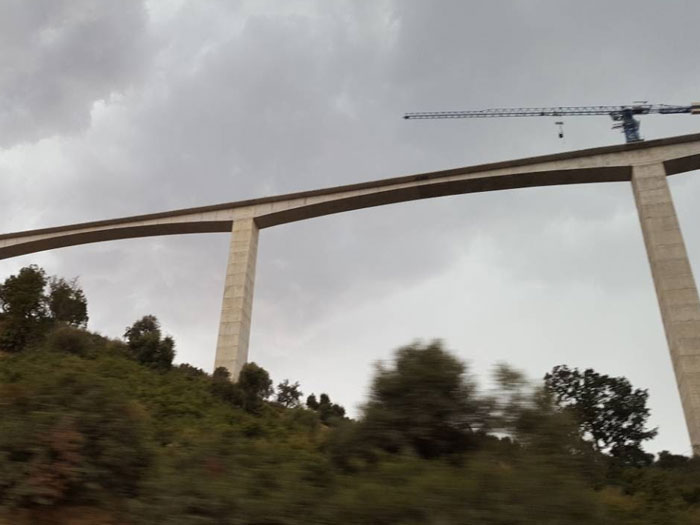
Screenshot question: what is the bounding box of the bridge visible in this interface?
[2,133,700,452]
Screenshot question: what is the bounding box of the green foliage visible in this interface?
[320,453,610,524]
[306,392,346,425]
[210,366,244,406]
[0,265,49,351]
[44,325,94,357]
[124,315,175,370]
[0,265,47,320]
[0,352,152,509]
[359,340,487,458]
[47,277,88,328]
[306,393,319,410]
[0,270,697,524]
[544,365,657,463]
[276,379,303,408]
[0,266,89,352]
[238,362,273,413]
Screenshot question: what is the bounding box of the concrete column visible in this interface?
[214,218,259,380]
[632,162,700,455]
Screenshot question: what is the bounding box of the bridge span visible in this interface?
[3,133,700,452]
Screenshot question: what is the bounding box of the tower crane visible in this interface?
[404,102,700,143]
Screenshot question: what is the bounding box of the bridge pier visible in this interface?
[214,218,259,380]
[632,163,700,454]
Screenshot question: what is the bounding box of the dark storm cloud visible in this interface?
[0,0,150,147]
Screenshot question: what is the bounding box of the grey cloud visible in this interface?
[0,0,151,147]
[1,0,700,453]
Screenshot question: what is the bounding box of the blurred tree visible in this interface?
[317,393,345,424]
[306,394,319,410]
[213,366,231,382]
[47,277,88,327]
[124,315,175,370]
[211,366,243,406]
[656,450,691,469]
[305,392,345,424]
[0,361,152,509]
[360,340,487,458]
[276,380,302,408]
[45,325,92,357]
[544,365,657,463]
[177,363,207,379]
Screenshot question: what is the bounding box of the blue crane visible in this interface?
[404,102,700,143]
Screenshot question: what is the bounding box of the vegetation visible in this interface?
[545,364,657,465]
[0,266,699,524]
[0,265,88,352]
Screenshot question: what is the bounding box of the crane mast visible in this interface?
[404,102,700,143]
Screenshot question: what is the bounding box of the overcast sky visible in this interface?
[2,0,700,455]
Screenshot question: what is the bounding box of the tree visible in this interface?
[656,450,690,469]
[47,277,88,327]
[317,393,346,424]
[276,380,303,408]
[0,265,47,320]
[305,392,346,424]
[237,362,273,413]
[544,365,657,462]
[210,366,243,406]
[360,340,487,458]
[306,394,320,410]
[124,315,175,370]
[0,266,89,352]
[0,265,48,351]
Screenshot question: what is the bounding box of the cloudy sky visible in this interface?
[2,0,700,454]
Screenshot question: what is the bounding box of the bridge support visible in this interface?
[214,218,259,380]
[632,163,700,454]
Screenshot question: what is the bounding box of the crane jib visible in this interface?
[403,102,699,143]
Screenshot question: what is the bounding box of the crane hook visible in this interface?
[555,121,564,139]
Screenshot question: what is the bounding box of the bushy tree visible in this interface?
[544,365,657,464]
[360,340,487,458]
[0,265,47,320]
[0,265,49,351]
[0,266,88,352]
[211,366,243,406]
[306,393,345,425]
[238,362,273,413]
[276,379,303,408]
[306,394,320,410]
[47,277,88,327]
[124,315,175,370]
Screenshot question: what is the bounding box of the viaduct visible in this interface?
[2,134,700,453]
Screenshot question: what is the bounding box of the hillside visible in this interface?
[0,266,699,524]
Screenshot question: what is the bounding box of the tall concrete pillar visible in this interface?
[214,218,259,380]
[631,162,700,455]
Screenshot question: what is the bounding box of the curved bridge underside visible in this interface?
[2,133,700,259]
[3,133,700,454]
